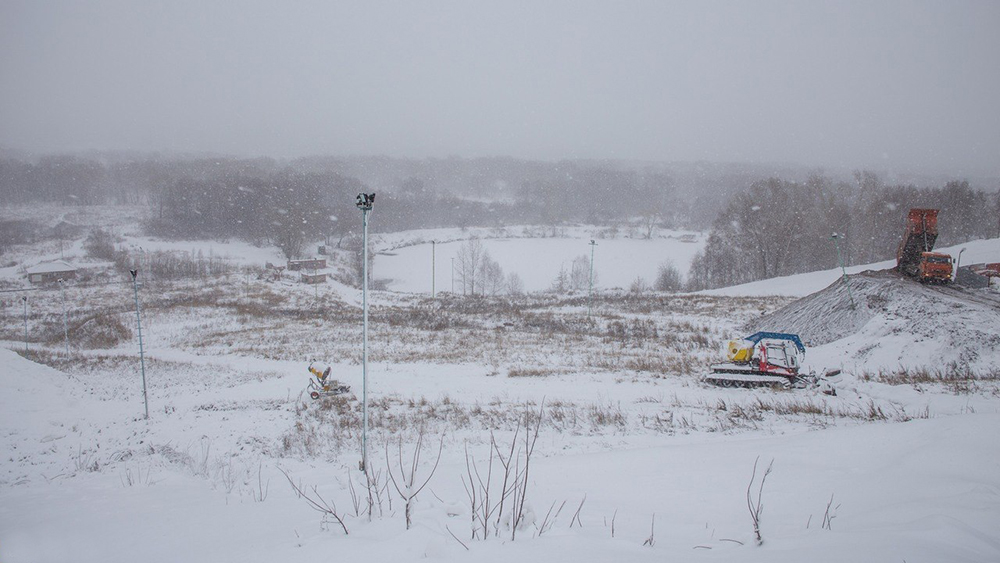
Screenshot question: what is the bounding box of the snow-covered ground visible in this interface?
[374,226,704,294]
[2,213,1000,562]
[2,346,999,563]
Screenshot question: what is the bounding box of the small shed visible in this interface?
[288,258,327,271]
[301,272,327,284]
[26,261,77,284]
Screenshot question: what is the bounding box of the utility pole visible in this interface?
[21,296,28,353]
[58,279,69,355]
[830,233,855,309]
[431,240,436,298]
[451,257,455,293]
[356,192,375,472]
[588,240,597,316]
[130,269,149,420]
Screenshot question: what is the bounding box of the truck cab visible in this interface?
[918,252,953,283]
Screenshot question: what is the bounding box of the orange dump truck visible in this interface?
[896,208,953,283]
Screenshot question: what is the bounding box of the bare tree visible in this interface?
[550,266,570,293]
[569,255,591,291]
[479,251,506,296]
[655,261,683,292]
[505,272,525,295]
[456,238,485,296]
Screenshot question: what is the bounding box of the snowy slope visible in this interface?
[702,237,1000,298]
[3,342,1000,562]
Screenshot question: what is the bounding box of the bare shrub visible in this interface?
[385,432,444,529]
[279,467,349,535]
[71,313,132,349]
[462,402,544,541]
[84,228,122,261]
[629,276,649,294]
[507,367,558,378]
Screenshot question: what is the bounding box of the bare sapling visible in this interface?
[822,493,839,530]
[461,400,545,541]
[510,400,543,540]
[385,431,444,530]
[746,456,774,546]
[362,465,390,520]
[279,467,349,535]
[537,499,566,537]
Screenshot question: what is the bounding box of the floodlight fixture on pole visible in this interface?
[21,296,28,353]
[58,279,69,355]
[130,269,149,420]
[829,233,855,309]
[588,240,597,316]
[355,192,375,472]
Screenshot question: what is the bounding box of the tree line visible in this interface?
[3,154,996,288]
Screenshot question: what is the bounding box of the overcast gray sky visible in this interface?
[1,1,998,175]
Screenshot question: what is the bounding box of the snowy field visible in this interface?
[373,226,704,294]
[1,207,999,562]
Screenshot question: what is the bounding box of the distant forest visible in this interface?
[1,152,997,289]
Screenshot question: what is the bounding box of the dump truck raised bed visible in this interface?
[896,208,952,283]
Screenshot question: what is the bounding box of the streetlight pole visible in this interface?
[830,233,855,309]
[130,269,149,420]
[431,240,436,298]
[356,193,375,472]
[21,296,28,353]
[956,247,967,273]
[58,278,69,355]
[588,240,597,316]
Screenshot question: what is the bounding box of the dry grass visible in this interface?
[859,365,1000,394]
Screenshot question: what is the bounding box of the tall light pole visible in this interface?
[588,240,597,316]
[431,240,436,298]
[830,233,855,309]
[451,257,455,293]
[58,278,69,355]
[130,269,149,420]
[21,295,28,353]
[356,192,375,472]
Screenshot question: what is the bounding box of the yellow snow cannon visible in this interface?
[727,339,754,363]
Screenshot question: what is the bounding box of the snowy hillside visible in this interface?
[2,346,1000,562]
[2,209,1000,562]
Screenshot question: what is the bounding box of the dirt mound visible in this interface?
[747,269,1000,372]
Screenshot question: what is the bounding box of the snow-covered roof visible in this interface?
[25,260,77,275]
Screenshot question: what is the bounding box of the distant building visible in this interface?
[26,261,77,284]
[301,272,327,284]
[288,258,327,271]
